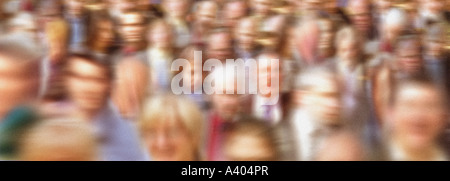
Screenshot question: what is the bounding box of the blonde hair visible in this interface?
[45,19,69,48]
[18,117,97,161]
[139,94,204,159]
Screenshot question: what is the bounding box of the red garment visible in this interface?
[206,112,229,161]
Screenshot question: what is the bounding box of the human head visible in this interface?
[65,53,113,118]
[139,94,204,161]
[118,12,146,44]
[206,27,234,61]
[224,116,279,161]
[394,33,424,75]
[234,17,258,52]
[424,23,446,58]
[335,26,362,64]
[224,0,248,28]
[388,79,448,152]
[88,12,116,53]
[293,66,342,125]
[210,66,243,121]
[18,116,97,161]
[161,0,192,19]
[315,131,367,161]
[194,1,219,26]
[294,19,321,65]
[147,19,174,49]
[46,19,69,64]
[257,51,281,101]
[382,8,409,44]
[0,33,42,119]
[317,17,336,59]
[421,0,445,15]
[250,0,273,17]
[347,0,372,39]
[64,0,86,17]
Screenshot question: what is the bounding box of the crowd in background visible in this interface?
[0,0,449,161]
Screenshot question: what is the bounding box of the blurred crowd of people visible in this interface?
[0,0,449,161]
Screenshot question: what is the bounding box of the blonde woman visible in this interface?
[139,94,205,161]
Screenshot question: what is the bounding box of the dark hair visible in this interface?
[65,53,115,80]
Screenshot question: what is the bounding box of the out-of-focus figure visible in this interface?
[234,17,259,60]
[346,0,376,42]
[317,16,337,60]
[382,79,448,161]
[139,94,204,161]
[416,0,447,30]
[224,116,279,161]
[423,23,450,94]
[205,66,245,161]
[145,19,176,93]
[117,11,147,54]
[63,0,90,53]
[286,66,343,161]
[293,19,323,68]
[329,26,369,134]
[64,53,148,161]
[190,1,219,47]
[372,33,426,125]
[376,8,410,55]
[0,33,42,120]
[223,0,248,29]
[18,116,98,161]
[161,0,192,48]
[87,11,117,62]
[206,27,235,62]
[315,131,367,161]
[112,56,149,121]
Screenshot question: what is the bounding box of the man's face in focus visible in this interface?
[66,57,111,113]
[0,54,40,118]
[119,13,146,43]
[391,85,447,150]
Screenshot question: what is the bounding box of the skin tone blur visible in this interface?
[65,57,111,119]
[92,20,115,52]
[195,1,218,27]
[250,0,273,18]
[258,53,282,98]
[235,18,257,52]
[395,39,423,75]
[64,0,86,17]
[207,31,234,61]
[162,0,191,20]
[224,1,248,28]
[347,0,372,39]
[143,119,196,161]
[389,84,447,160]
[337,37,360,67]
[295,75,341,126]
[318,19,335,58]
[147,21,173,49]
[0,55,40,119]
[224,131,277,161]
[118,12,146,45]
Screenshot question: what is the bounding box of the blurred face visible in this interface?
[207,32,233,61]
[143,119,195,161]
[396,40,423,74]
[302,0,322,12]
[149,23,173,48]
[225,134,276,161]
[323,0,338,14]
[212,93,242,121]
[119,13,146,43]
[64,0,85,16]
[224,1,248,28]
[235,20,256,51]
[348,0,371,37]
[302,77,341,125]
[424,0,445,14]
[196,2,218,25]
[337,39,359,63]
[318,20,334,57]
[258,55,281,97]
[0,55,39,118]
[163,0,190,18]
[96,21,115,47]
[391,86,446,150]
[375,0,392,13]
[49,38,67,64]
[251,0,272,17]
[66,58,111,114]
[425,38,445,58]
[384,24,403,43]
[117,0,137,12]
